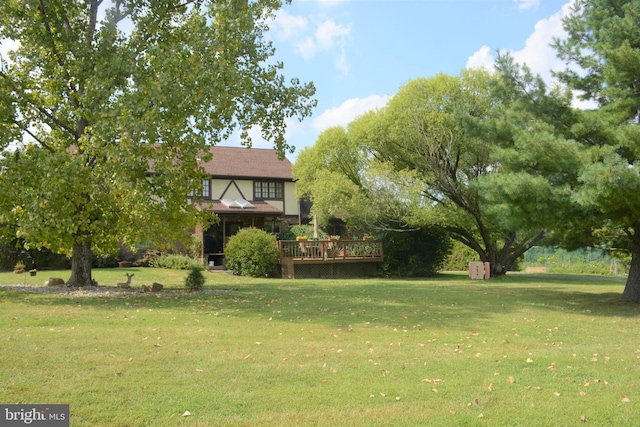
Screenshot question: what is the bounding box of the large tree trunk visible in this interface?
[67,241,94,287]
[490,229,547,278]
[622,239,640,303]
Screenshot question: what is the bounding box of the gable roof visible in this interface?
[201,146,293,180]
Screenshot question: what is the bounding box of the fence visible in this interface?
[522,246,625,275]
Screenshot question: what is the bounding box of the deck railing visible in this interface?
[278,239,383,262]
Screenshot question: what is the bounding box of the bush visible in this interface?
[225,228,279,277]
[150,254,201,270]
[381,227,451,277]
[442,240,478,271]
[0,242,71,271]
[185,265,206,291]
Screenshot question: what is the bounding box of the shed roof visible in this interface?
[201,146,293,180]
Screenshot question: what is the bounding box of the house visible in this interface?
[189,146,303,267]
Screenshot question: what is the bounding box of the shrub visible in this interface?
[381,227,451,277]
[151,254,201,270]
[225,228,279,277]
[185,265,206,291]
[442,240,478,271]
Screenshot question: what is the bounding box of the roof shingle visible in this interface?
[201,146,293,180]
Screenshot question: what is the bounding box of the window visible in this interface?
[254,181,283,200]
[201,179,210,198]
[188,179,210,198]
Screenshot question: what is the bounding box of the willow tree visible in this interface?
[364,69,564,277]
[0,0,316,286]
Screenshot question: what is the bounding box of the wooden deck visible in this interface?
[278,239,383,278]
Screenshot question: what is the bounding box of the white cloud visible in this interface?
[269,10,352,75]
[334,48,349,76]
[465,45,495,71]
[467,1,594,110]
[269,9,308,41]
[313,95,390,131]
[221,117,308,153]
[509,2,573,81]
[514,0,540,10]
[315,19,350,51]
[294,36,318,60]
[467,2,574,81]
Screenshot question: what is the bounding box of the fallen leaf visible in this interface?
[580,391,587,397]
[432,388,438,393]
[526,358,533,363]
[449,408,456,415]
[379,392,386,397]
[580,415,586,423]
[508,376,515,384]
[554,392,561,397]
[621,396,631,403]
[396,396,401,401]
[488,383,493,392]
[182,411,191,417]
[478,413,484,418]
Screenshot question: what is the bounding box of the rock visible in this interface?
[44,278,65,287]
[151,282,163,292]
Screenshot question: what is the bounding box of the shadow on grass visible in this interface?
[2,273,638,331]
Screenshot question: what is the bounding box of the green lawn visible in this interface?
[1,269,638,426]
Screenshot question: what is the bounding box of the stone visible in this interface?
[151,282,163,292]
[44,278,65,287]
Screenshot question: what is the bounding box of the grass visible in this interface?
[1,269,639,426]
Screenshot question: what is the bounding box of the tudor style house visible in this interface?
[189,146,303,267]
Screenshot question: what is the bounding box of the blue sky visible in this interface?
[0,0,579,159]
[221,0,580,160]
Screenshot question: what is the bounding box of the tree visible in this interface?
[549,0,640,301]
[293,122,428,236]
[364,70,559,276]
[295,70,570,276]
[293,126,370,228]
[0,0,315,285]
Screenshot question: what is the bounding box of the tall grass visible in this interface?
[0,270,638,426]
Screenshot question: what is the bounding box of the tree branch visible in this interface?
[509,228,547,261]
[444,225,487,260]
[15,121,55,153]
